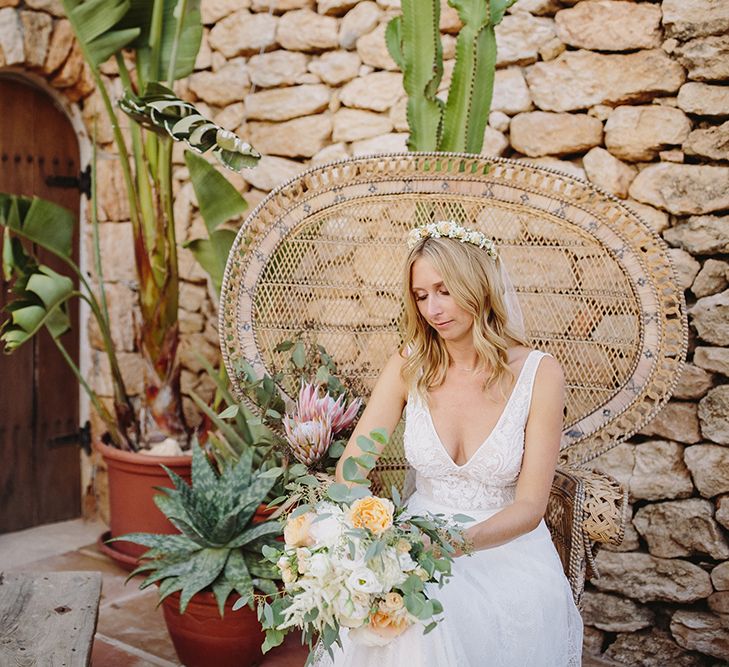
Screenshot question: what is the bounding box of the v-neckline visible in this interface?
[423,350,536,469]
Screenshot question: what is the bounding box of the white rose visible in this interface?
[347,567,383,594]
[310,514,343,548]
[308,553,330,579]
[397,552,418,572]
[334,590,371,628]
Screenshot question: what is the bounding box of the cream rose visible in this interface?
[348,496,394,536]
[380,592,404,612]
[395,538,411,554]
[284,512,315,547]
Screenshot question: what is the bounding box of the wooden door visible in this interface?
[0,77,82,532]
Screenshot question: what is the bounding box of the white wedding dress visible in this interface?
[315,350,583,666]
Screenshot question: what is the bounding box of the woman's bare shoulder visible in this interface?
[533,352,565,390]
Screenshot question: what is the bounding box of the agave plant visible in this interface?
[386,0,516,153]
[116,441,283,615]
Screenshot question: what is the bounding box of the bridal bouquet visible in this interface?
[246,433,472,661]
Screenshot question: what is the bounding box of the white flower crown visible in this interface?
[407,221,498,259]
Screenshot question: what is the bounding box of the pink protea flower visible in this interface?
[283,414,333,466]
[294,382,362,435]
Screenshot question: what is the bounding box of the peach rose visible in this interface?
[349,496,394,536]
[368,610,410,640]
[283,512,314,547]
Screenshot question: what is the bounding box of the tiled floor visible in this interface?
[3,519,619,667]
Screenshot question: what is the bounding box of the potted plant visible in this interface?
[116,440,286,667]
[1,0,257,562]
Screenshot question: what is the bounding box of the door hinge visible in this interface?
[47,420,91,455]
[45,165,91,199]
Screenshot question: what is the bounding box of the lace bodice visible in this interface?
[404,350,548,511]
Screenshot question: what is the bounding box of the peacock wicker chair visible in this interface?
[219,152,688,607]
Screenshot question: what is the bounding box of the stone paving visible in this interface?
[2,519,620,666]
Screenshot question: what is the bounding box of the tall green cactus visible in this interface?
[387,0,516,154]
[386,0,443,151]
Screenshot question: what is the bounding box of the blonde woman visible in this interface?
[319,222,583,666]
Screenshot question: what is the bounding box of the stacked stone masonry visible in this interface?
[1,0,728,663]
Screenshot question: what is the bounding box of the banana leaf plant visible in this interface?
[1,193,136,446]
[386,0,516,153]
[2,0,261,450]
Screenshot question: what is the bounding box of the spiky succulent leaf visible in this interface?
[226,521,282,549]
[138,556,196,590]
[212,577,236,618]
[244,553,280,580]
[109,532,199,553]
[157,576,186,603]
[190,439,219,509]
[177,547,231,613]
[222,549,253,601]
[224,471,280,530]
[153,476,213,540]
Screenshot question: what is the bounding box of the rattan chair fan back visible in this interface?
[220,153,686,461]
[219,152,687,604]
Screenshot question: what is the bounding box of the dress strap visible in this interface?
[518,350,551,420]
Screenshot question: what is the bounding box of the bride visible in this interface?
[314,221,583,666]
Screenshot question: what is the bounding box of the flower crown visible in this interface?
[406,221,498,259]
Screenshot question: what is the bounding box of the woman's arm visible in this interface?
[335,350,408,484]
[462,355,565,552]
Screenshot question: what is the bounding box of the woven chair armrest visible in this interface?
[559,465,629,547]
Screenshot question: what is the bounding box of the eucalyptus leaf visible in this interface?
[342,457,361,483]
[290,504,313,518]
[218,404,239,419]
[326,483,351,503]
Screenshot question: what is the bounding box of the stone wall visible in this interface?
[2,0,729,663]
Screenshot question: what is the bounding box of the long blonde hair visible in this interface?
[400,236,529,401]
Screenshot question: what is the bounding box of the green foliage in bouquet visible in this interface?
[251,431,472,661]
[114,442,283,616]
[211,337,362,473]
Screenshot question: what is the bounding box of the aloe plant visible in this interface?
[386,0,516,153]
[117,441,283,615]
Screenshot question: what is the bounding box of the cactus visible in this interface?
[386,0,444,151]
[387,0,516,154]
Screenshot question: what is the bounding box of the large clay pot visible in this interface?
[162,590,265,667]
[95,441,192,564]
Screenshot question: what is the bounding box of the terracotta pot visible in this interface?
[161,590,265,667]
[95,441,192,563]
